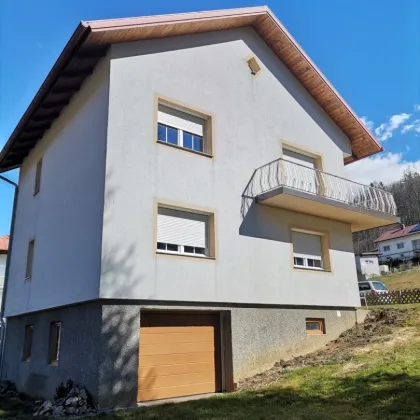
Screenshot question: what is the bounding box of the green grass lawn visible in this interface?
[380,268,420,291]
[2,308,420,420]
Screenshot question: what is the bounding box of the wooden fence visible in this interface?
[361,289,420,306]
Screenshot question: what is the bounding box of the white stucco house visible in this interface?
[375,224,420,262]
[0,7,399,409]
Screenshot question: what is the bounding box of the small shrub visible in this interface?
[54,379,73,400]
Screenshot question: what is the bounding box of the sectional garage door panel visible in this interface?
[138,312,220,402]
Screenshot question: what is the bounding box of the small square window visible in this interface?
[23,325,33,362]
[48,322,61,365]
[306,318,325,335]
[157,242,166,250]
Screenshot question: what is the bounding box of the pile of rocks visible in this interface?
[33,387,96,417]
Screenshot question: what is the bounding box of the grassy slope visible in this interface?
[381,268,420,291]
[2,308,420,419]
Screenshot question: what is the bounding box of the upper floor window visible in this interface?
[397,242,405,249]
[157,206,215,258]
[157,101,212,155]
[292,229,330,271]
[34,158,43,195]
[25,239,35,280]
[383,245,390,252]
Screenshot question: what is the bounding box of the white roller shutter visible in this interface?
[292,231,322,258]
[282,149,316,168]
[157,208,207,248]
[282,149,317,194]
[158,104,204,136]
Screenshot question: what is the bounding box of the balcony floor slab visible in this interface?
[256,186,400,232]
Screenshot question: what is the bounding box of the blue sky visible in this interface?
[0,0,419,234]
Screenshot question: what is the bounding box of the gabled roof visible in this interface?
[0,6,382,173]
[0,235,9,253]
[375,224,419,243]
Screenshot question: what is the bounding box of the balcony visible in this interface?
[242,158,399,232]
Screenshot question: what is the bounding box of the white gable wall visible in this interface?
[101,27,359,307]
[4,58,110,317]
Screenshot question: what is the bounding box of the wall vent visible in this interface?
[247,57,261,75]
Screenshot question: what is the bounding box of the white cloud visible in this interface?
[374,113,411,141]
[360,116,374,132]
[402,119,420,134]
[414,104,420,111]
[345,152,420,185]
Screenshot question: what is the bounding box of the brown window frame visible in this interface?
[23,325,34,362]
[25,239,35,280]
[305,318,325,335]
[48,321,61,365]
[34,158,43,195]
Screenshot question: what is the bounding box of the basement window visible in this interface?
[23,325,33,362]
[48,322,61,365]
[305,318,325,335]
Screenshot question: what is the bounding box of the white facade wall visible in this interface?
[377,232,420,259]
[101,28,359,308]
[4,59,110,317]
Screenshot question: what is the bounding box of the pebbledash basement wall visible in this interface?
[1,301,366,409]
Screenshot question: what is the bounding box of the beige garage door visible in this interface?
[138,312,221,402]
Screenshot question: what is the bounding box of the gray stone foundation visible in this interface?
[2,301,364,409]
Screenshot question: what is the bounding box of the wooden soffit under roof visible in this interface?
[0,6,382,172]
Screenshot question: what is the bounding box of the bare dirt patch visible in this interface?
[239,308,413,390]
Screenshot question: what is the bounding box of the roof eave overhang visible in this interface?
[0,6,382,173]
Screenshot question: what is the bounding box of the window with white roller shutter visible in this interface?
[282,148,318,194]
[292,230,324,270]
[157,104,206,153]
[157,207,208,256]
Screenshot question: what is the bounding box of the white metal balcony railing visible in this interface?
[242,158,397,216]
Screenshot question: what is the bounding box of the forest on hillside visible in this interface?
[352,170,420,253]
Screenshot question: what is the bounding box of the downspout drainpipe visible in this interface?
[0,175,18,379]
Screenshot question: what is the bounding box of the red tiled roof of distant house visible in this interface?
[375,224,418,243]
[0,234,9,253]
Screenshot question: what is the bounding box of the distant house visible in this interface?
[375,224,420,262]
[0,234,9,303]
[355,252,380,279]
